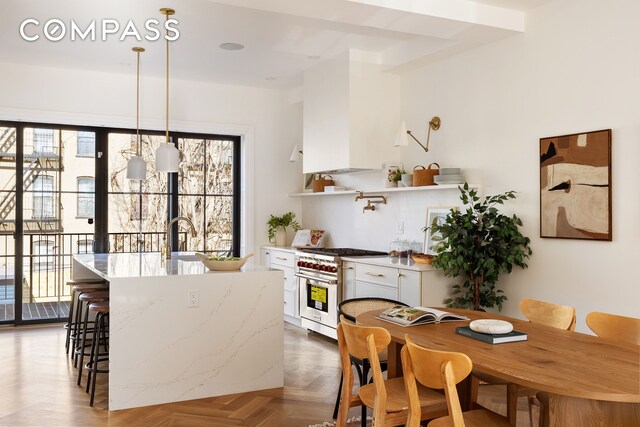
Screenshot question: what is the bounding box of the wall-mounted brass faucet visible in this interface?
[355,192,387,213]
[363,200,376,213]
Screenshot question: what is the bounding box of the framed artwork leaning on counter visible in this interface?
[424,206,457,255]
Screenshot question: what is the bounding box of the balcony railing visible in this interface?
[0,231,222,304]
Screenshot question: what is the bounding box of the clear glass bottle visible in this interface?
[411,240,423,255]
[398,239,410,258]
[389,239,401,257]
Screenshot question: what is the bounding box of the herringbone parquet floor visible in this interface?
[0,323,534,427]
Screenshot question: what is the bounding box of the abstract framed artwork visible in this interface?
[540,129,611,240]
[424,206,457,254]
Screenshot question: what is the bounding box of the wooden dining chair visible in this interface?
[519,298,576,331]
[401,335,510,427]
[586,311,640,345]
[470,298,576,426]
[336,317,448,427]
[332,298,409,423]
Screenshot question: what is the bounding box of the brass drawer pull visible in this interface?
[365,272,384,277]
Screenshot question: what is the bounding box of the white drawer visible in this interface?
[270,250,295,268]
[284,290,296,317]
[354,280,398,300]
[355,264,398,288]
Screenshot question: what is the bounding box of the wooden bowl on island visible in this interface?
[411,253,433,264]
[195,253,254,271]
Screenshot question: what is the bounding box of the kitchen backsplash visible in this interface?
[300,170,464,252]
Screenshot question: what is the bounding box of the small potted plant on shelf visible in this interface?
[388,168,407,187]
[428,183,532,311]
[267,212,301,246]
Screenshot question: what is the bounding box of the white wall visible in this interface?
[302,0,640,331]
[0,61,302,256]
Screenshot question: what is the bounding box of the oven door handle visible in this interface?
[295,273,337,285]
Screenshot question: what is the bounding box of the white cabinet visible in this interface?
[343,261,355,300]
[264,247,300,324]
[352,261,435,307]
[354,281,398,300]
[260,247,270,267]
[399,270,421,307]
[303,50,400,173]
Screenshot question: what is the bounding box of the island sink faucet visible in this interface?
[164,216,197,260]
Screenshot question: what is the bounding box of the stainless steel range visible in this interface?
[296,248,387,339]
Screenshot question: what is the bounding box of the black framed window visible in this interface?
[0,118,241,326]
[176,136,238,254]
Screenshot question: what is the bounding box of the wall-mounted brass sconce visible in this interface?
[394,116,441,152]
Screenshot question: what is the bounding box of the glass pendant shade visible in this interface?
[155,142,180,173]
[126,155,147,180]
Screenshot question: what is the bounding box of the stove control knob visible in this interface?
[313,264,321,270]
[297,261,304,267]
[330,266,338,273]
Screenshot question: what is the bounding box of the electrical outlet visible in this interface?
[187,290,199,307]
[397,221,404,234]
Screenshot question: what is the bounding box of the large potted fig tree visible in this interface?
[429,183,532,311]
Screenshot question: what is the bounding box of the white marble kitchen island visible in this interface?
[72,253,284,411]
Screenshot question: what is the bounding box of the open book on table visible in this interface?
[377,306,468,327]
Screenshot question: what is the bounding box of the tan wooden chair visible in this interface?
[586,311,640,345]
[332,298,409,422]
[336,317,448,427]
[519,298,576,331]
[470,298,576,426]
[401,335,509,427]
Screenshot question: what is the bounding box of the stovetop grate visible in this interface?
[297,247,387,257]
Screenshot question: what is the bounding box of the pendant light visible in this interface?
[127,47,147,180]
[155,7,180,173]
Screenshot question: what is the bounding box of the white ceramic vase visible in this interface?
[274,228,287,246]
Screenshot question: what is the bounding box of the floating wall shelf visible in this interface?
[288,183,478,197]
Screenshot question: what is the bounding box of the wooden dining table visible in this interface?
[358,308,640,427]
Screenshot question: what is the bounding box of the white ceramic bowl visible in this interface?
[469,319,513,335]
[195,253,254,271]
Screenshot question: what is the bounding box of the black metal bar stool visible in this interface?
[86,300,109,406]
[75,290,109,386]
[65,279,108,355]
[69,283,109,359]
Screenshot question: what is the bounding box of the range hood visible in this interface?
[302,51,400,175]
[315,167,371,175]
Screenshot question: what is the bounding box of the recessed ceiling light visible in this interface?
[219,42,245,51]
